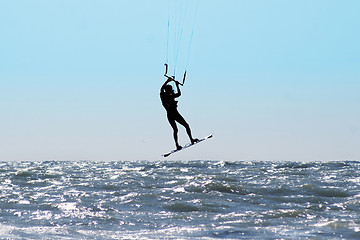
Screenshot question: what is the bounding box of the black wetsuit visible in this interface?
[160,88,188,129]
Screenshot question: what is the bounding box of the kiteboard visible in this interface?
[162,134,213,157]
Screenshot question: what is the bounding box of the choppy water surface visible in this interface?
[0,160,359,239]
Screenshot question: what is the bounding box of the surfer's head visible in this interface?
[165,85,173,93]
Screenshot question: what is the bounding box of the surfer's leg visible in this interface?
[167,113,181,149]
[175,112,198,144]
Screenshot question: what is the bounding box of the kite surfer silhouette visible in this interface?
[160,76,198,150]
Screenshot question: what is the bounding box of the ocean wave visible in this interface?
[0,160,359,239]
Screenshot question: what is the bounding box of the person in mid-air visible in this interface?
[160,77,198,150]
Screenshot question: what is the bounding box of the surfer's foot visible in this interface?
[176,145,182,150]
[191,138,199,144]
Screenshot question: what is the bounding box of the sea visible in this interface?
[0,160,359,240]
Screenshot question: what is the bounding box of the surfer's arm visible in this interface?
[174,80,181,97]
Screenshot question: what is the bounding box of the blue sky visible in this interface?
[1,0,359,161]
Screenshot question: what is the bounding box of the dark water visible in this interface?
[0,160,359,239]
